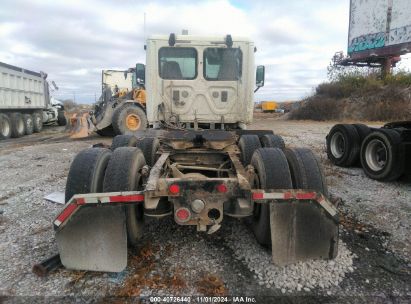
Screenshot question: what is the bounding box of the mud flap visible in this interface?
[270,201,339,266]
[56,206,127,272]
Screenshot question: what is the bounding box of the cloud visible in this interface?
[3,0,404,104]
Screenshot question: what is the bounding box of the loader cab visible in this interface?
[145,34,264,129]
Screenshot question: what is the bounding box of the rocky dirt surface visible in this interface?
[0,120,410,303]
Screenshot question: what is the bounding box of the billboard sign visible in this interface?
[348,0,411,59]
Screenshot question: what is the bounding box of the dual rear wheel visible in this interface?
[65,146,148,247]
[238,134,327,247]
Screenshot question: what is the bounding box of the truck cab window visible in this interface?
[159,47,197,80]
[204,48,242,81]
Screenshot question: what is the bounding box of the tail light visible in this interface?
[216,184,228,193]
[175,207,191,222]
[169,184,180,194]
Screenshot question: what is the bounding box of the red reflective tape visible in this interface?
[109,194,144,203]
[283,192,293,199]
[296,192,316,200]
[76,198,85,205]
[252,192,264,200]
[56,203,77,224]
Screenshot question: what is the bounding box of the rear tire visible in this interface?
[353,124,372,142]
[23,114,34,135]
[112,103,147,135]
[10,113,25,138]
[238,134,261,165]
[33,112,43,133]
[326,124,360,167]
[57,111,67,126]
[65,148,112,202]
[103,147,146,246]
[360,129,403,181]
[0,114,12,140]
[284,147,328,196]
[135,137,160,167]
[111,135,137,150]
[260,134,285,149]
[250,148,293,246]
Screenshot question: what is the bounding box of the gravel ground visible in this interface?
[0,119,410,303]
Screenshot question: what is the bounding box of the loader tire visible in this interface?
[23,114,34,135]
[10,113,25,138]
[65,148,112,203]
[360,129,403,181]
[260,134,285,149]
[96,125,115,137]
[284,147,328,196]
[326,124,360,167]
[103,147,146,246]
[135,137,160,167]
[251,148,293,246]
[57,111,67,126]
[111,135,137,150]
[33,112,43,133]
[0,114,12,140]
[112,103,147,135]
[238,134,261,165]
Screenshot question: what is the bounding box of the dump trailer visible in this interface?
[55,34,339,272]
[0,62,66,140]
[326,122,411,181]
[69,66,147,138]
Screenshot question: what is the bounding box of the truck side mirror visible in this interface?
[135,63,145,84]
[256,65,265,88]
[255,65,265,93]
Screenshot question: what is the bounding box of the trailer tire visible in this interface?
[65,148,112,203]
[0,114,12,140]
[111,135,137,150]
[260,134,285,149]
[33,112,43,133]
[57,111,67,126]
[10,113,25,138]
[103,147,146,246]
[251,148,293,246]
[135,137,160,167]
[239,135,261,165]
[360,129,403,181]
[326,124,360,167]
[23,114,34,135]
[353,124,372,142]
[284,147,328,196]
[112,103,147,135]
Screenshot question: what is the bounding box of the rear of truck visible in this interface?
[54,34,339,272]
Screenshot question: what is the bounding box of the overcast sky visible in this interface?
[1,0,410,103]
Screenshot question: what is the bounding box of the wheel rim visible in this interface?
[365,139,387,171]
[330,131,345,158]
[125,114,141,131]
[0,120,10,136]
[27,117,33,129]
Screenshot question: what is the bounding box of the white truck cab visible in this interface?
[144,34,264,129]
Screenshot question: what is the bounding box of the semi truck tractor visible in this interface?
[54,34,339,272]
[0,62,66,140]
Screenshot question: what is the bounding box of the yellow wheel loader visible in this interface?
[69,66,148,139]
[56,34,339,272]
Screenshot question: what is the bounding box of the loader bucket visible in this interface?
[270,198,339,266]
[56,206,127,272]
[68,113,94,139]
